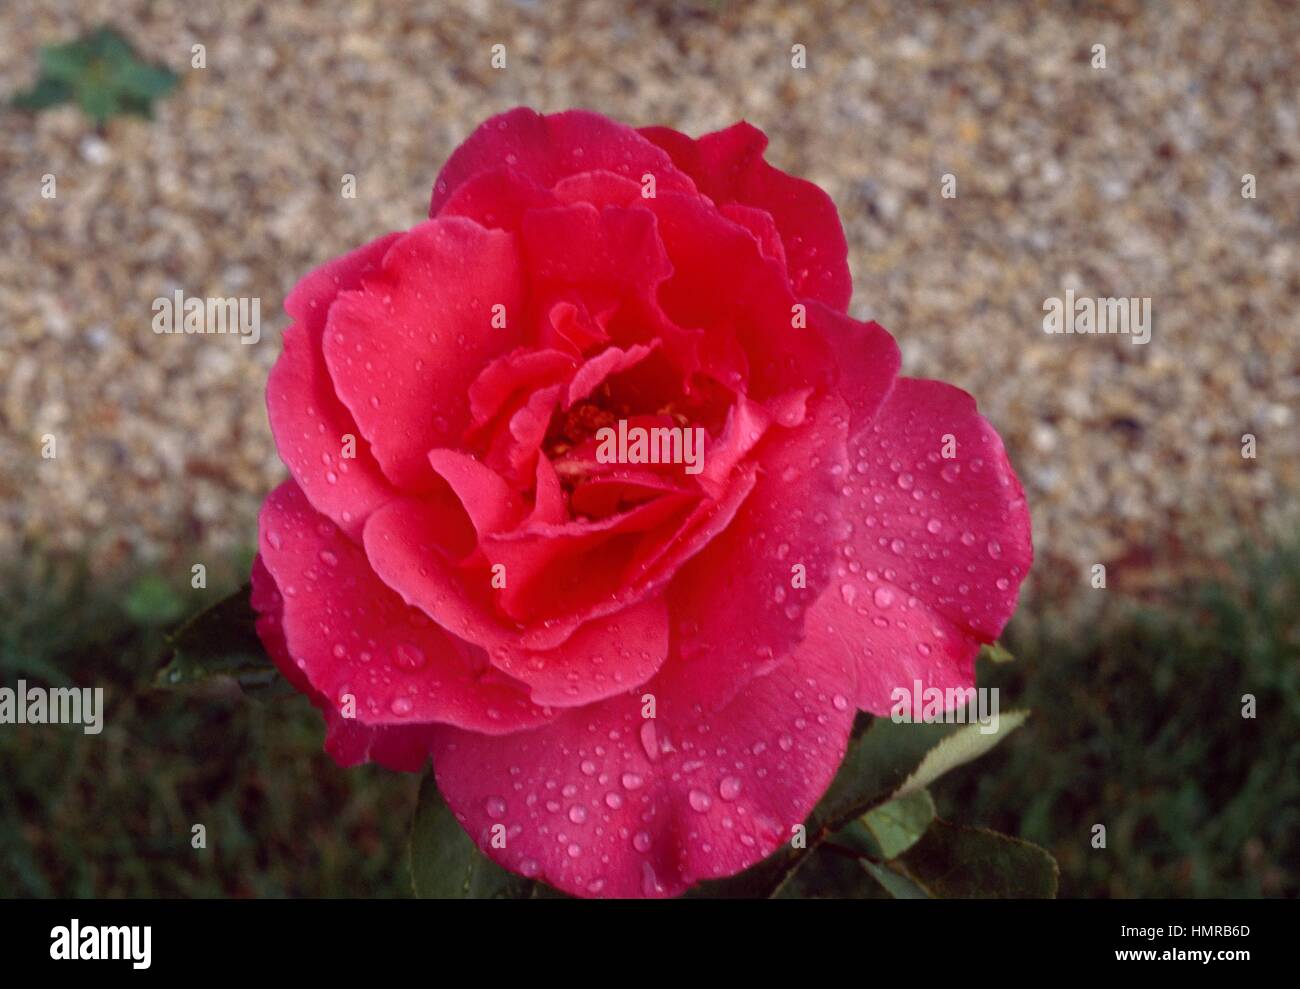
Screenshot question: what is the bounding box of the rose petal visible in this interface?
[429,623,856,897]
[251,554,438,771]
[489,596,670,707]
[640,121,852,310]
[834,377,1033,712]
[430,107,696,217]
[647,191,837,402]
[436,166,557,229]
[808,301,901,434]
[267,232,401,539]
[427,449,526,542]
[258,480,550,734]
[323,217,525,490]
[665,394,850,707]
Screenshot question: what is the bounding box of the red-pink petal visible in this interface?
[430,107,696,217]
[429,627,856,898]
[267,233,401,539]
[427,449,526,541]
[490,596,670,707]
[258,481,550,734]
[835,377,1033,712]
[809,302,901,433]
[251,553,438,771]
[640,122,851,310]
[323,217,524,491]
[665,394,851,707]
[436,166,557,229]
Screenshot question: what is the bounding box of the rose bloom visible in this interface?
[251,108,1031,898]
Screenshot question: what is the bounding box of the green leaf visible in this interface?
[12,26,177,124]
[409,774,534,898]
[861,789,936,859]
[892,710,1029,799]
[155,583,282,694]
[860,859,932,898]
[774,845,893,899]
[892,819,1058,898]
[11,76,73,111]
[979,641,1016,664]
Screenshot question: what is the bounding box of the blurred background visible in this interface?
[0,0,1296,897]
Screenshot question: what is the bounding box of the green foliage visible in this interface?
[156,583,286,695]
[940,541,1300,897]
[861,789,936,859]
[11,26,178,124]
[0,555,414,897]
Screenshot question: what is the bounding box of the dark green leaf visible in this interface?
[774,845,892,899]
[156,583,282,694]
[11,76,73,110]
[893,819,1058,898]
[409,774,534,898]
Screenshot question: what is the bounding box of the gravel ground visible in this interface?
[1,0,1296,606]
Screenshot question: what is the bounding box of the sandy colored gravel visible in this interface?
[1,0,1296,606]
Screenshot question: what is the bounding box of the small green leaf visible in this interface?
[862,789,936,859]
[409,774,534,898]
[979,641,1016,664]
[12,26,177,124]
[11,76,73,111]
[892,819,1058,898]
[860,860,932,899]
[892,710,1028,799]
[156,583,282,693]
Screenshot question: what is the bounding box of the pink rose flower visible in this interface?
[251,107,1032,897]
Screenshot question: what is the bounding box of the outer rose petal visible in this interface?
[267,232,401,540]
[807,301,901,433]
[640,122,852,310]
[834,377,1033,713]
[251,554,437,771]
[258,480,551,734]
[323,217,525,491]
[429,626,857,898]
[429,107,696,217]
